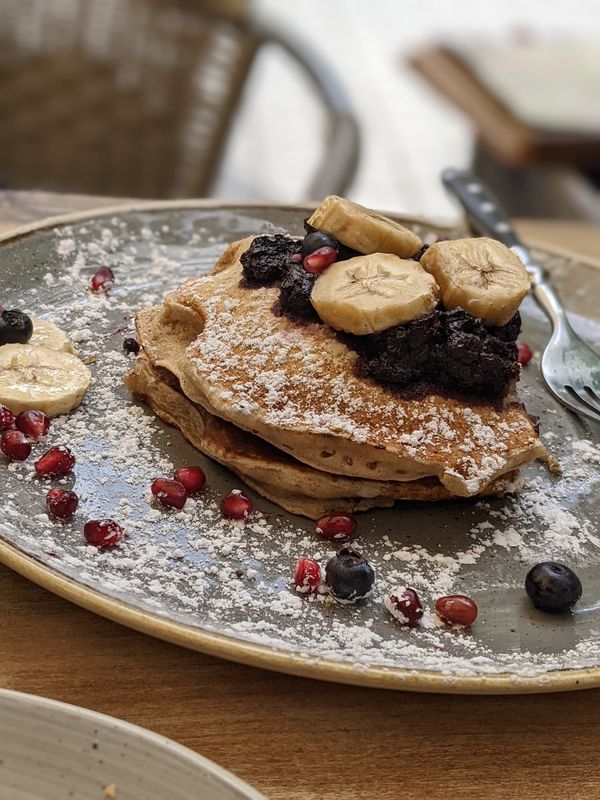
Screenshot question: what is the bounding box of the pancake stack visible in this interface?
[126,209,548,518]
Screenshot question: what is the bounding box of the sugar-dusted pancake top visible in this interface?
[165,238,547,496]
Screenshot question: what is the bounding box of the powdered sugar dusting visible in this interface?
[1,206,600,686]
[182,263,542,495]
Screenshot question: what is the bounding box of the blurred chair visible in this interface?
[0,0,360,199]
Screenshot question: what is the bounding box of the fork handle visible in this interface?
[441,167,568,330]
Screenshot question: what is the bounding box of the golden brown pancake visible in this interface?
[136,237,546,498]
[125,233,546,517]
[126,351,522,518]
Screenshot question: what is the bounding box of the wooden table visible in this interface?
[411,46,600,169]
[1,190,600,800]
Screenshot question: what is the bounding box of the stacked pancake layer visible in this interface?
[126,237,548,518]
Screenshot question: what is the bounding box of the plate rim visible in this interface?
[1,537,598,695]
[1,199,599,695]
[0,686,266,799]
[1,197,599,271]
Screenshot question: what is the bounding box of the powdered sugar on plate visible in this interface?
[1,206,600,686]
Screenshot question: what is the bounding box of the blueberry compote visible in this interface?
[240,234,301,286]
[240,232,521,399]
[347,308,520,398]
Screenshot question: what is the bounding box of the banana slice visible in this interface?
[420,238,531,326]
[29,318,76,353]
[307,196,422,258]
[310,253,440,335]
[0,344,91,417]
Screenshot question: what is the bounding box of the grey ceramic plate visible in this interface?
[1,201,599,694]
[0,688,265,799]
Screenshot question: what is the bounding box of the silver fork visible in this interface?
[442,167,600,425]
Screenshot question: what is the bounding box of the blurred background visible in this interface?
[1,0,600,222]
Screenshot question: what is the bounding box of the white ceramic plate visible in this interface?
[0,688,265,800]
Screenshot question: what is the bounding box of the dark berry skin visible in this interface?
[411,243,430,261]
[440,311,519,396]
[241,235,300,285]
[303,221,360,262]
[0,309,33,345]
[278,263,319,321]
[488,312,521,343]
[301,231,339,258]
[354,311,442,387]
[325,547,375,603]
[351,308,520,398]
[123,337,140,355]
[241,229,521,398]
[525,562,582,613]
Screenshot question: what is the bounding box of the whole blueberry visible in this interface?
[325,547,375,603]
[300,231,338,258]
[525,562,582,613]
[123,337,140,355]
[0,309,33,345]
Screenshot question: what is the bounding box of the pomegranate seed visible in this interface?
[220,490,253,520]
[293,558,321,594]
[46,488,79,521]
[517,342,533,367]
[174,466,206,495]
[384,587,423,627]
[90,267,114,293]
[84,519,124,548]
[151,478,187,510]
[1,430,32,461]
[315,513,357,542]
[0,404,15,431]
[435,594,478,627]
[34,446,76,477]
[15,409,50,440]
[303,246,337,274]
